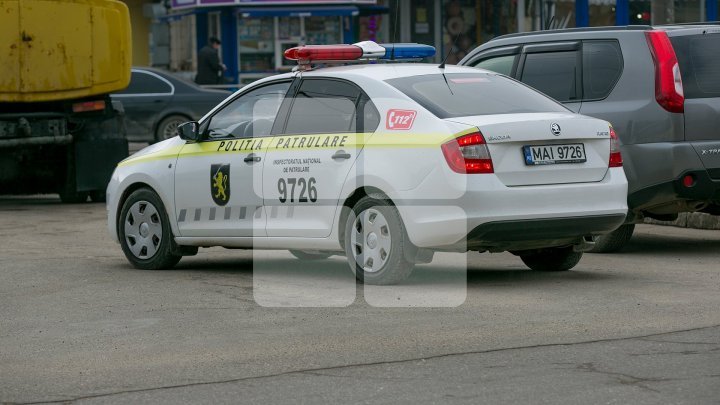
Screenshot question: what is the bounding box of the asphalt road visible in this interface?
[1,196,719,404]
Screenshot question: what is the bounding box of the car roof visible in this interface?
[301,63,490,80]
[461,23,719,63]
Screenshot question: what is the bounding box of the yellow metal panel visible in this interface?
[20,0,93,94]
[0,0,131,103]
[0,1,21,94]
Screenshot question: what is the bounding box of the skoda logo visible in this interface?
[550,123,561,136]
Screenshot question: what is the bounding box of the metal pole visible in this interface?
[517,0,526,32]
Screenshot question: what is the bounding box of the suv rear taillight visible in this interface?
[645,30,684,113]
[441,132,494,174]
[609,126,623,168]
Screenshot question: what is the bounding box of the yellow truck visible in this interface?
[0,0,131,202]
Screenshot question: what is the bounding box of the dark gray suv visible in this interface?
[460,24,720,252]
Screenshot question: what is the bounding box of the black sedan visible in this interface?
[112,67,230,143]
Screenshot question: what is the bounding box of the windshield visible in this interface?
[386,73,569,118]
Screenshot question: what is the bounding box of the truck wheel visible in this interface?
[520,246,583,272]
[589,224,635,253]
[155,115,188,142]
[344,195,414,285]
[119,188,181,270]
[289,250,333,260]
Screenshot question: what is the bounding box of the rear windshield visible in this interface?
[670,33,720,99]
[386,73,569,119]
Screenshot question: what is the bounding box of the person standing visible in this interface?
[195,37,226,85]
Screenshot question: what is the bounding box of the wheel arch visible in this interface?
[116,182,156,236]
[337,185,395,250]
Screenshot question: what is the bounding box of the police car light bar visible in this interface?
[283,41,435,64]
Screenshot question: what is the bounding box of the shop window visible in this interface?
[205,82,290,139]
[285,80,362,135]
[582,41,623,100]
[520,51,579,102]
[472,55,517,76]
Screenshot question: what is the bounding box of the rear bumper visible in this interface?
[465,214,626,250]
[396,167,628,249]
[628,169,720,211]
[623,142,720,212]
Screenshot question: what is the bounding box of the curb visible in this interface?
[644,212,720,230]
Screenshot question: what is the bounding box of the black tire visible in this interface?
[289,250,333,261]
[155,115,190,143]
[118,188,181,270]
[520,246,583,272]
[589,224,635,253]
[344,195,415,285]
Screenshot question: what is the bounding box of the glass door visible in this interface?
[237,15,275,83]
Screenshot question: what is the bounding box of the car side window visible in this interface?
[284,79,367,135]
[520,51,579,102]
[204,81,291,140]
[582,41,623,100]
[118,71,172,95]
[472,55,517,76]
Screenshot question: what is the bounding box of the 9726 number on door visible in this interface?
[278,177,318,203]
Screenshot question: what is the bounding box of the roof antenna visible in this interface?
[439,33,460,69]
[390,0,400,60]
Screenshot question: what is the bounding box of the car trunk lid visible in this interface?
[447,113,612,186]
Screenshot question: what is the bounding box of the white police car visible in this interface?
[107,42,628,285]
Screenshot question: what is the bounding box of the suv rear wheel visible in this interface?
[589,224,635,253]
[519,246,583,272]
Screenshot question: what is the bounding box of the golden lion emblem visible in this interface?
[212,171,228,201]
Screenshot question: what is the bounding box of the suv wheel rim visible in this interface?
[124,200,162,259]
[350,208,391,273]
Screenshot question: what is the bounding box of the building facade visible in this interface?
[153,0,718,85]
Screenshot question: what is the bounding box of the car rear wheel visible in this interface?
[289,250,333,261]
[344,195,414,285]
[519,246,583,272]
[589,224,635,253]
[119,188,181,270]
[155,115,189,142]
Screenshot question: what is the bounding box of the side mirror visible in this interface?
[178,121,200,141]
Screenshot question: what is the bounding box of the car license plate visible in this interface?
[523,143,586,165]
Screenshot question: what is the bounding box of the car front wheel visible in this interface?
[519,246,583,272]
[119,188,181,270]
[344,195,414,285]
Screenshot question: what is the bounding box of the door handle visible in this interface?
[331,150,352,160]
[244,153,261,163]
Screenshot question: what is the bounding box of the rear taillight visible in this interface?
[645,30,684,113]
[441,132,494,174]
[72,100,106,113]
[609,126,623,168]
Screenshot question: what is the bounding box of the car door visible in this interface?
[516,42,583,113]
[173,80,292,238]
[263,77,380,238]
[112,70,173,139]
